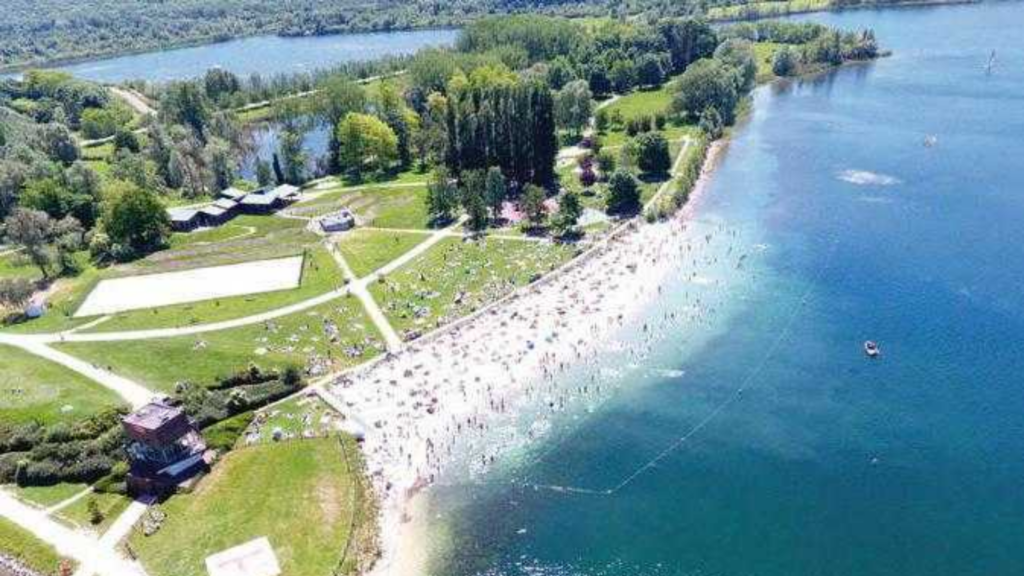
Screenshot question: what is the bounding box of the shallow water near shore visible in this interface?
[409,3,1024,575]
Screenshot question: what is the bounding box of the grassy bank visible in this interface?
[130,437,374,576]
[57,296,382,393]
[0,344,125,426]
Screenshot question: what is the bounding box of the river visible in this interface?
[409,2,1024,575]
[8,28,457,84]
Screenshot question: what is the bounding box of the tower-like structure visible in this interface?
[122,400,209,496]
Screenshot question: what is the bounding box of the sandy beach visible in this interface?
[326,143,727,576]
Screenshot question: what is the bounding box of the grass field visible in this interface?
[753,42,786,83]
[0,517,70,576]
[9,483,87,508]
[0,250,41,282]
[371,237,579,339]
[137,214,319,273]
[246,393,343,444]
[58,296,382,393]
[707,0,832,20]
[291,184,430,229]
[130,438,372,576]
[333,229,428,278]
[0,344,125,426]
[88,247,343,333]
[57,491,132,534]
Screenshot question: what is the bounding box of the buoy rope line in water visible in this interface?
[513,236,841,498]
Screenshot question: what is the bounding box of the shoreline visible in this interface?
[326,139,728,576]
[707,0,978,23]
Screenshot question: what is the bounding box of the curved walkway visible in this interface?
[0,492,147,576]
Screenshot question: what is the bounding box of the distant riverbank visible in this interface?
[0,28,458,83]
[708,0,978,22]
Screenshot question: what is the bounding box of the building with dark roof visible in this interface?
[123,400,209,497]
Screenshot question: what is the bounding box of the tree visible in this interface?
[546,57,576,90]
[609,60,636,94]
[207,138,236,191]
[714,39,757,93]
[552,190,582,236]
[278,128,307,185]
[596,149,616,177]
[554,80,593,136]
[461,170,489,231]
[336,113,399,181]
[162,81,212,142]
[0,278,35,311]
[699,106,724,139]
[102,181,169,257]
[772,47,798,77]
[425,168,459,225]
[255,159,273,187]
[316,77,367,171]
[203,68,241,104]
[658,18,718,74]
[521,184,547,228]
[606,170,640,215]
[3,208,54,278]
[636,54,666,88]
[113,128,141,154]
[484,167,507,220]
[86,497,105,525]
[673,58,741,124]
[80,104,132,140]
[20,176,97,228]
[41,124,79,165]
[272,153,285,185]
[635,132,672,174]
[588,68,612,97]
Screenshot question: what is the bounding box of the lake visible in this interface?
[414,2,1024,575]
[11,28,457,83]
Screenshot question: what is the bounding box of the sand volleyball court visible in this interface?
[75,256,305,317]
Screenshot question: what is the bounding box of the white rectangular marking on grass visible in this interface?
[205,536,281,576]
[75,256,305,317]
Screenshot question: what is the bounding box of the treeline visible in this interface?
[0,0,696,71]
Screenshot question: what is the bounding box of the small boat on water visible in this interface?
[864,340,880,358]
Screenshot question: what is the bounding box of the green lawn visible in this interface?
[371,237,579,339]
[0,258,102,335]
[9,483,88,508]
[753,42,785,83]
[597,76,700,147]
[707,0,832,20]
[247,393,343,444]
[334,229,428,278]
[130,438,374,576]
[0,344,125,426]
[58,296,382,393]
[0,251,42,281]
[291,184,430,229]
[0,517,71,576]
[88,247,344,333]
[136,215,318,273]
[57,491,132,534]
[2,216,319,335]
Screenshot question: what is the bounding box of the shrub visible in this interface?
[203,411,255,454]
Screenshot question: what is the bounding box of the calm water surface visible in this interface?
[418,3,1024,575]
[14,29,456,83]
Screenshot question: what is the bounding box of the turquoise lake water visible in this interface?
[419,3,1024,575]
[10,28,457,83]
